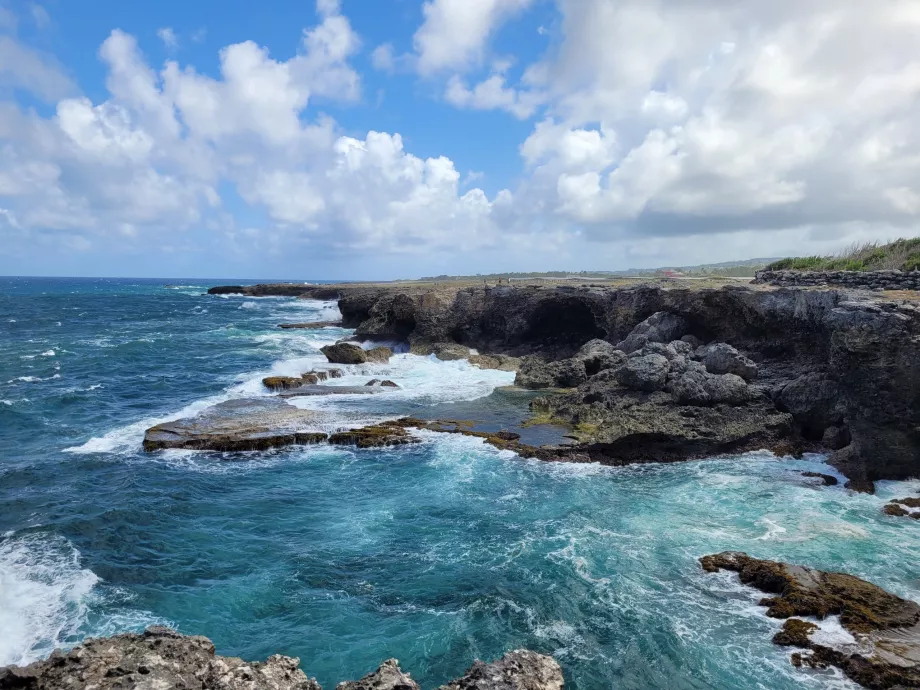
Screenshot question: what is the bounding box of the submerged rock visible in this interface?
[700,551,920,688]
[0,626,321,690]
[143,399,327,452]
[321,343,368,364]
[0,628,562,690]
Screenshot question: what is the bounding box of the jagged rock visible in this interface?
[515,357,587,389]
[616,311,688,353]
[321,343,367,365]
[0,626,321,690]
[615,353,670,392]
[143,399,328,452]
[821,425,850,450]
[410,342,472,360]
[666,369,749,406]
[680,334,702,349]
[263,376,308,391]
[366,346,393,363]
[469,354,521,371]
[700,551,920,689]
[435,650,563,690]
[336,659,419,690]
[365,379,399,388]
[697,343,758,380]
[329,422,420,448]
[574,339,625,375]
[777,374,844,438]
[883,497,920,519]
[800,471,838,486]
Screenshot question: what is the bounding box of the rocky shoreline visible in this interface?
[208,280,920,490]
[0,627,562,690]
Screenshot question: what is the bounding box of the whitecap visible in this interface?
[41,350,55,357]
[0,400,12,406]
[0,534,99,666]
[8,374,60,383]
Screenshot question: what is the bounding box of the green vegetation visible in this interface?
[767,238,920,272]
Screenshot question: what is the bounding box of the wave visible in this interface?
[0,533,99,666]
[7,374,61,383]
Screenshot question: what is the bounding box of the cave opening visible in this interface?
[524,299,606,353]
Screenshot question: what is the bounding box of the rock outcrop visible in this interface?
[514,357,587,389]
[321,343,369,365]
[143,399,328,452]
[365,346,393,363]
[882,497,920,519]
[0,628,562,690]
[701,551,920,689]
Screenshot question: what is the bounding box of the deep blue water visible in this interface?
[2,276,918,690]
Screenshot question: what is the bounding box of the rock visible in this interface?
[0,626,321,690]
[321,343,367,364]
[336,659,419,690]
[435,650,563,690]
[680,334,702,349]
[412,343,471,361]
[700,551,920,689]
[143,399,328,452]
[844,478,876,494]
[469,354,521,371]
[278,321,342,329]
[263,376,308,391]
[616,311,688,353]
[615,353,669,392]
[574,339,624,376]
[329,422,420,448]
[697,343,758,380]
[279,386,389,398]
[666,368,749,406]
[515,357,587,389]
[777,374,844,439]
[328,369,344,378]
[821,425,850,450]
[365,379,399,388]
[800,471,838,486]
[365,346,393,363]
[883,497,920,519]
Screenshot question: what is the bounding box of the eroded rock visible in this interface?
[143,399,328,452]
[366,346,393,363]
[336,659,419,690]
[616,311,688,354]
[615,353,670,392]
[697,343,758,380]
[435,650,563,690]
[329,421,420,448]
[701,551,920,689]
[515,356,587,389]
[321,343,368,365]
[469,354,521,372]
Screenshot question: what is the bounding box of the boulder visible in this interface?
[262,376,307,391]
[515,356,587,389]
[435,650,563,690]
[366,346,393,363]
[0,627,322,690]
[575,339,625,375]
[616,312,688,353]
[321,343,367,364]
[697,343,758,380]
[433,343,472,361]
[336,659,419,690]
[667,369,750,406]
[143,399,328,452]
[615,353,670,392]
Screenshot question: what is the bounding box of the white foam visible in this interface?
[0,534,99,666]
[1,400,12,406]
[8,374,61,383]
[41,350,55,357]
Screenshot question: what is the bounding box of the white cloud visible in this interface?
[413,0,534,75]
[30,3,50,29]
[371,43,395,72]
[0,35,75,102]
[156,27,178,50]
[444,73,542,119]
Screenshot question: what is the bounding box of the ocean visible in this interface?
[1,276,917,689]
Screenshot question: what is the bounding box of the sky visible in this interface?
[0,0,919,280]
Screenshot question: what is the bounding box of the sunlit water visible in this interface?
[1,277,918,689]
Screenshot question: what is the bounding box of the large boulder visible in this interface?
[321,343,367,364]
[365,346,393,363]
[697,343,758,380]
[515,356,587,389]
[435,650,564,690]
[575,339,625,375]
[615,353,670,392]
[616,312,688,353]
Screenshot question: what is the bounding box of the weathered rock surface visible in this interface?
[0,628,562,690]
[278,386,389,398]
[468,354,521,371]
[366,379,399,388]
[365,346,393,363]
[573,339,624,376]
[515,357,587,389]
[883,497,920,519]
[263,372,331,391]
[211,280,920,484]
[328,421,420,448]
[615,353,670,392]
[143,399,328,452]
[0,626,321,690]
[321,343,368,365]
[697,343,758,380]
[701,551,920,689]
[435,650,564,690]
[800,471,838,486]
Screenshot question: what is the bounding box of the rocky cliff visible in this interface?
[0,627,563,690]
[209,281,920,487]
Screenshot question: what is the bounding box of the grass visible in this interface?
[766,238,920,272]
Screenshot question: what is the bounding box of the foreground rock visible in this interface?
[263,371,339,391]
[883,497,920,519]
[0,626,321,690]
[701,551,920,688]
[321,343,369,365]
[329,421,420,448]
[0,627,562,690]
[143,399,327,452]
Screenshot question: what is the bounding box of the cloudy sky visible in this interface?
[1,0,918,279]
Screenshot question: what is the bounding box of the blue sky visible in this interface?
[0,0,918,279]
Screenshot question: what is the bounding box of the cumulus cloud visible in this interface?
[0,36,76,102]
[444,73,542,119]
[156,27,178,49]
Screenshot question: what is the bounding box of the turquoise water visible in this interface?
[2,277,918,689]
